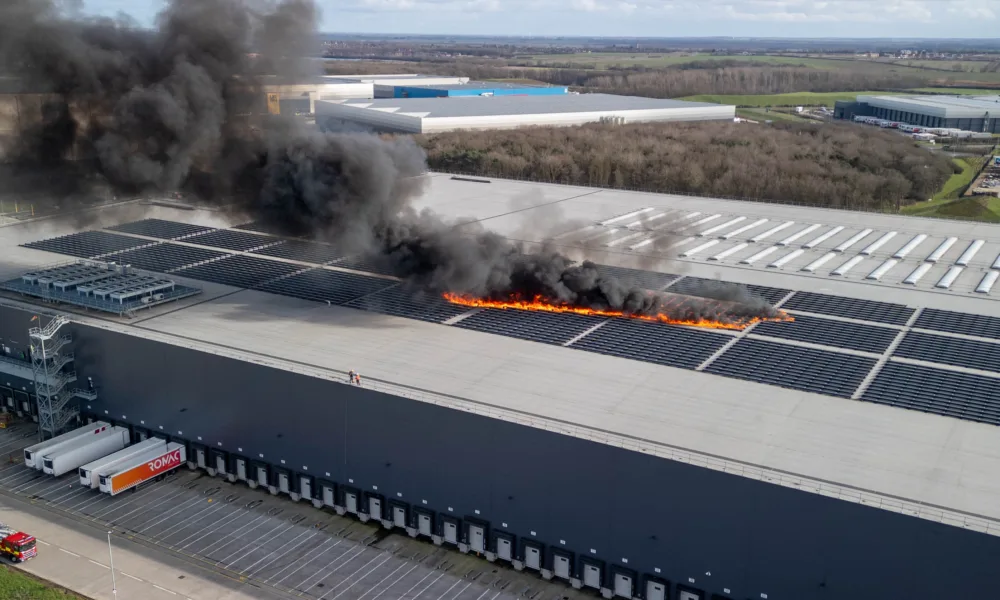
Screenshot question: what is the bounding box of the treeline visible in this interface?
[322,60,932,97]
[414,122,956,212]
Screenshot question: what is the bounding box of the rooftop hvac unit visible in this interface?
[153,293,164,301]
[140,297,152,304]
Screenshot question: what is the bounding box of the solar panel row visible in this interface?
[913,308,1000,341]
[107,218,215,240]
[257,269,396,306]
[666,275,791,305]
[173,255,304,288]
[781,291,914,326]
[863,362,1000,426]
[22,231,153,258]
[345,286,469,323]
[893,331,1000,374]
[185,229,278,252]
[569,319,732,370]
[455,308,606,345]
[591,264,678,291]
[251,240,344,265]
[102,244,229,273]
[753,314,899,354]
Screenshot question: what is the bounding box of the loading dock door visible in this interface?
[417,513,432,536]
[393,506,406,528]
[645,581,665,600]
[345,492,358,514]
[369,497,382,521]
[496,537,512,561]
[469,524,485,553]
[614,573,633,598]
[215,455,226,475]
[278,472,289,494]
[677,591,701,600]
[323,485,335,507]
[583,564,601,589]
[553,554,570,579]
[443,521,458,544]
[235,459,247,481]
[256,466,267,487]
[196,449,206,469]
[524,546,541,570]
[137,430,148,441]
[300,477,312,501]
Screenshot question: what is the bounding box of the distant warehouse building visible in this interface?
[835,94,1000,132]
[392,81,567,98]
[316,94,735,134]
[322,75,471,98]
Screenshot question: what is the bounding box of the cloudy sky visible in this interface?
[84,0,998,38]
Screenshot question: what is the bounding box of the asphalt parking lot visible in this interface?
[0,423,585,600]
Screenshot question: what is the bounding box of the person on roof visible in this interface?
[354,373,362,386]
[348,370,356,384]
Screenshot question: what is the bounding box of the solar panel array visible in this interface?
[913,308,1000,341]
[107,218,214,239]
[455,309,606,345]
[252,240,344,265]
[232,221,287,235]
[592,264,678,291]
[570,319,732,370]
[185,229,277,252]
[752,314,899,354]
[893,331,1000,374]
[666,276,791,305]
[781,291,915,326]
[22,231,153,258]
[705,338,877,398]
[334,255,398,277]
[103,244,229,273]
[257,268,396,306]
[345,286,469,323]
[863,362,1000,426]
[173,255,304,288]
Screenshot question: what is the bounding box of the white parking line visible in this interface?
[152,584,178,595]
[242,528,317,576]
[154,501,227,540]
[121,572,143,582]
[398,571,445,600]
[59,548,81,558]
[36,540,50,546]
[89,559,110,569]
[189,513,272,553]
[360,562,420,600]
[171,506,247,548]
[96,487,190,521]
[47,485,91,505]
[328,557,409,600]
[296,546,367,592]
[309,552,384,595]
[267,537,342,584]
[220,522,293,567]
[136,495,212,533]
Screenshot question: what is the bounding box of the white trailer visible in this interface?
[99,443,186,496]
[23,422,111,469]
[79,437,166,488]
[41,427,130,477]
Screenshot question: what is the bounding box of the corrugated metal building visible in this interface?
[322,75,472,99]
[3,175,1000,599]
[393,81,568,98]
[835,94,1000,132]
[316,94,736,134]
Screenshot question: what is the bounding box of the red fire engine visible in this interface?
[0,524,37,562]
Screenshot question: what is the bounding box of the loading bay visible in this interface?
[0,423,591,600]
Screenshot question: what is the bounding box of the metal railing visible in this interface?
[11,297,1000,539]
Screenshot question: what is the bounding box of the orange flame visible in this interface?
[443,293,793,331]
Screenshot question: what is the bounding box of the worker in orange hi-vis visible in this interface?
[354,373,362,386]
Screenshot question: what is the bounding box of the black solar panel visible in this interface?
[454,308,606,345]
[186,229,277,252]
[252,240,344,265]
[665,276,790,305]
[913,308,1000,341]
[592,264,678,291]
[334,255,398,277]
[781,291,914,326]
[257,268,395,305]
[345,286,469,323]
[173,255,304,288]
[863,362,1000,426]
[102,244,229,274]
[107,219,214,239]
[570,319,731,370]
[232,221,288,235]
[893,331,1000,374]
[752,314,899,354]
[705,338,876,398]
[22,231,153,258]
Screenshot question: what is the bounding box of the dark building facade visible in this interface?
[2,305,1000,600]
[834,99,1000,132]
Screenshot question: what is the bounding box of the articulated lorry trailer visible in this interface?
[79,437,167,488]
[41,426,130,476]
[23,422,110,469]
[99,442,186,496]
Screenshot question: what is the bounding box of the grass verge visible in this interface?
[0,563,88,599]
[681,91,908,107]
[901,157,998,221]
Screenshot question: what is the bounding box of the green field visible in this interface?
[901,157,998,221]
[909,87,1000,95]
[0,564,85,599]
[735,108,811,122]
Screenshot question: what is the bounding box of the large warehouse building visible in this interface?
[316,94,735,133]
[393,81,568,98]
[2,174,1000,600]
[835,93,1000,132]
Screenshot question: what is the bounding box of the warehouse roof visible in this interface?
[397,81,559,91]
[331,94,726,118]
[4,174,1000,532]
[857,94,1000,118]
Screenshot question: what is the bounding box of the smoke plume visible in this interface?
[0,0,781,324]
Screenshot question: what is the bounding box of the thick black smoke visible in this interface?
[0,0,781,324]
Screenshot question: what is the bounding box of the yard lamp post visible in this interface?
[107,531,118,599]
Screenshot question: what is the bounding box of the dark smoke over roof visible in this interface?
[0,0,781,324]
